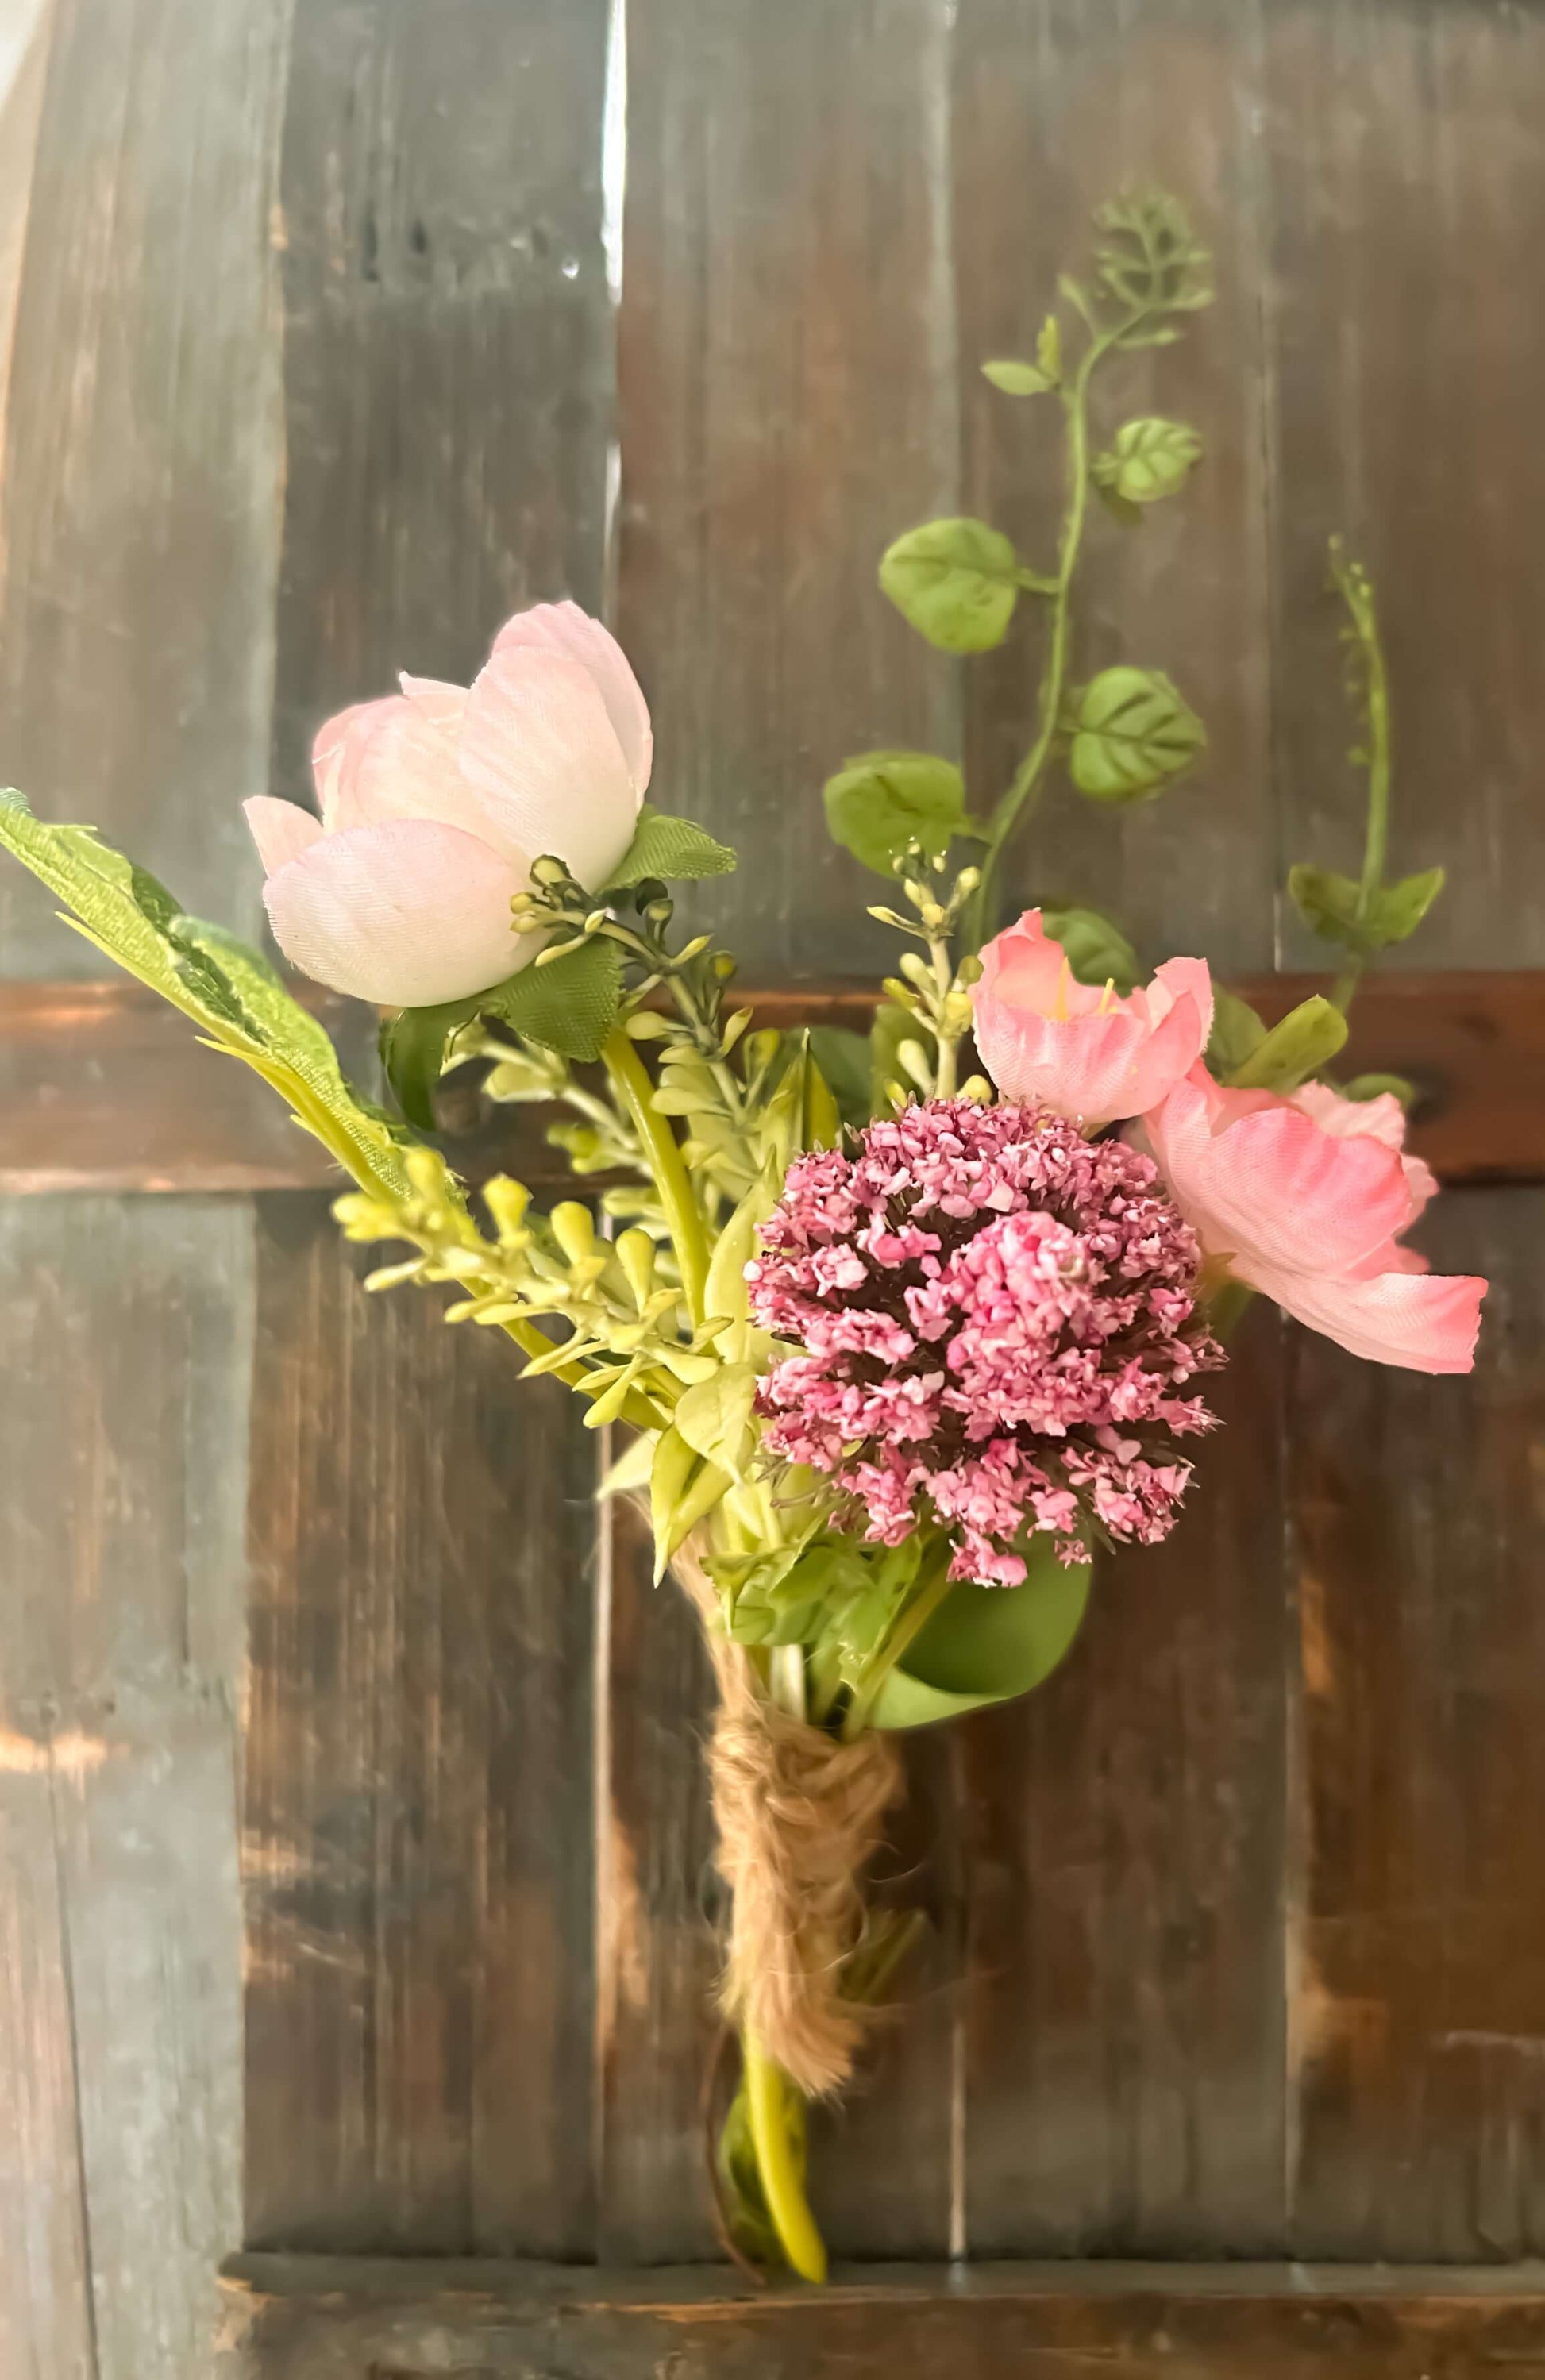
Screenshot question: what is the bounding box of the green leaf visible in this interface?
[870,1541,1092,1730]
[597,1428,658,1500]
[674,1363,760,1484]
[1341,1071,1416,1108]
[482,934,623,1062]
[823,749,966,876]
[1092,416,1204,505]
[380,996,479,1132]
[0,790,414,1199]
[1289,862,1444,957]
[878,518,1020,653]
[600,802,737,891]
[1206,988,1269,1077]
[807,1025,874,1127]
[1036,313,1061,383]
[981,358,1052,396]
[1066,667,1206,804]
[1227,993,1348,1092]
[1038,904,1139,996]
[715,2083,786,2269]
[1370,865,1446,944]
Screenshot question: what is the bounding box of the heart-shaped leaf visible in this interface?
[823,749,967,875]
[879,518,1020,653]
[1092,417,1203,504]
[1066,667,1206,803]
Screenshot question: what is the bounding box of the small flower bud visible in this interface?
[677,934,712,961]
[551,1201,597,1268]
[898,952,931,987]
[713,952,738,980]
[955,866,981,895]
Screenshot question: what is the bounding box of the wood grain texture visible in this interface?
[0,0,291,972]
[215,2255,1545,2379]
[1288,1188,1545,2257]
[1263,0,1545,972]
[270,0,612,807]
[960,1302,1289,2256]
[6,966,1541,1193]
[243,1195,598,2257]
[953,0,1274,974]
[616,0,959,982]
[0,1196,255,2380]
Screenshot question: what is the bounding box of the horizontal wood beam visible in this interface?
[215,2254,1545,2377]
[2,972,1542,1194]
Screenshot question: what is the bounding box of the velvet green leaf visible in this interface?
[1066,668,1206,804]
[870,1541,1092,1730]
[878,517,1020,653]
[823,749,967,876]
[601,802,737,890]
[482,934,623,1061]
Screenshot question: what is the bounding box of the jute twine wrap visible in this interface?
[669,1533,905,2097]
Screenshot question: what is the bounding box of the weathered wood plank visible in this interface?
[603,0,963,2261]
[242,1194,598,2256]
[949,0,1285,2256]
[6,967,1540,1192]
[0,1195,256,2380]
[241,0,615,2266]
[959,1304,1289,2255]
[215,2254,1545,2379]
[1263,0,1545,973]
[952,0,1274,974]
[1288,1188,1545,2256]
[616,0,959,983]
[270,0,612,805]
[0,0,291,972]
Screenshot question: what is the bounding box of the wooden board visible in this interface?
[242,1195,598,2258]
[214,2255,1545,2378]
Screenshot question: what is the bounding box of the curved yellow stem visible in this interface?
[742,2033,827,2283]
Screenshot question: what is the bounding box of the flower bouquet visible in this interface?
[0,194,1484,2282]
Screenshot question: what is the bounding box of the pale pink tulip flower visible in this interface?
[1143,1067,1485,1373]
[971,908,1213,1128]
[244,602,650,1007]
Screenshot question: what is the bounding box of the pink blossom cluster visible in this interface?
[748,1099,1223,1586]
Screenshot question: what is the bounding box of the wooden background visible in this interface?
[2,1,1545,2374]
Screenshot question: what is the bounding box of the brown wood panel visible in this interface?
[948,0,1285,2255]
[216,2255,1545,2378]
[243,1195,598,2257]
[0,2,289,2373]
[1263,0,1545,973]
[6,966,1542,1192]
[953,0,1274,974]
[0,1195,255,2380]
[270,0,613,803]
[1288,1187,1545,2256]
[616,0,959,983]
[960,1303,1289,2255]
[239,0,617,2270]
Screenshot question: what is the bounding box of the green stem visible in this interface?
[602,1027,711,1329]
[928,934,960,1098]
[842,1540,957,1739]
[1327,549,1392,1022]
[964,315,1135,953]
[742,2033,826,2284]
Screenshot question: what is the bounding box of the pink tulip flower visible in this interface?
[244,603,651,1007]
[1143,1068,1485,1373]
[971,908,1213,1127]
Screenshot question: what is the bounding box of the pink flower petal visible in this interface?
[1293,1077,1438,1222]
[244,795,324,874]
[458,644,641,890]
[1149,955,1214,1050]
[973,911,1212,1126]
[493,600,653,795]
[1246,1255,1485,1373]
[1147,1070,1418,1279]
[262,818,528,1007]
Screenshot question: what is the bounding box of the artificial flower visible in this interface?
[244,601,650,1007]
[749,1098,1223,1583]
[971,907,1212,1127]
[1142,1068,1485,1373]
